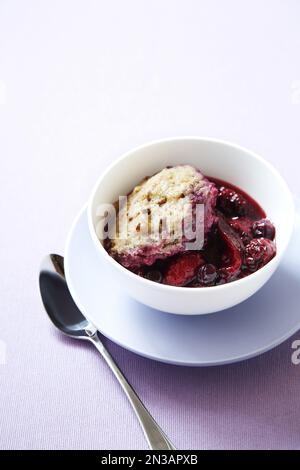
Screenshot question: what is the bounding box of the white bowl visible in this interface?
[88,137,295,315]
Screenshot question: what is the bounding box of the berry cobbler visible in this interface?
[105,165,276,287]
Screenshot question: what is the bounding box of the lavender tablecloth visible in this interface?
[0,0,300,450]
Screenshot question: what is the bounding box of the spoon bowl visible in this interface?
[39,254,91,338]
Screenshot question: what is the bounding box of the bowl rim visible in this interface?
[87,136,295,294]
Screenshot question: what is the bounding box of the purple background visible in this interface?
[0,0,300,450]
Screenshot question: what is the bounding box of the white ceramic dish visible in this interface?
[88,138,295,315]
[65,203,300,366]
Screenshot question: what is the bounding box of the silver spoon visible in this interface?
[39,254,176,450]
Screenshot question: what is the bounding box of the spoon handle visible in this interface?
[89,333,176,450]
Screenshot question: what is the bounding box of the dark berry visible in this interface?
[144,270,163,283]
[252,218,275,240]
[229,217,253,245]
[217,186,247,217]
[244,238,276,272]
[164,252,204,286]
[198,264,217,286]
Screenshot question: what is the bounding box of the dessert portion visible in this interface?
[105,165,276,287]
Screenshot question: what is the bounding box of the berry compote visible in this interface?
[134,177,276,287]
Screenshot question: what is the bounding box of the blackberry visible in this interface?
[244,238,276,272]
[217,187,247,217]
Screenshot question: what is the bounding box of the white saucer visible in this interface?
[65,202,300,366]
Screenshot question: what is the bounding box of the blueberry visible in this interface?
[252,219,275,240]
[144,270,163,283]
